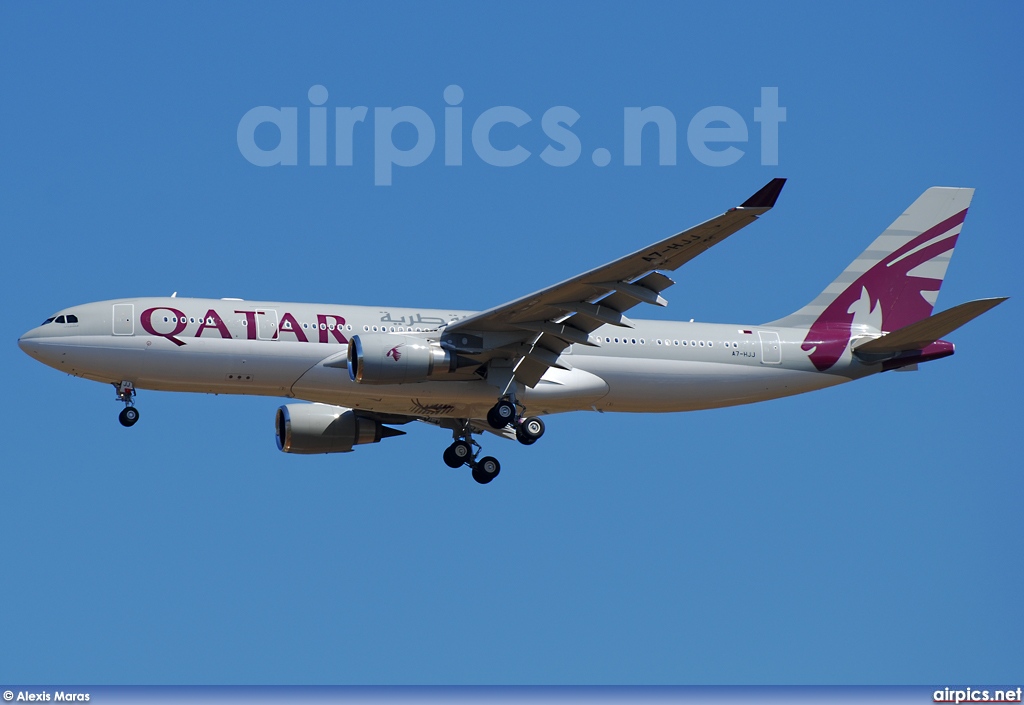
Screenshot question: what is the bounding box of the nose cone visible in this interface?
[18,326,53,363]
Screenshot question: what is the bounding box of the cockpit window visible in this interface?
[42,317,56,325]
[66,314,79,323]
[55,315,66,323]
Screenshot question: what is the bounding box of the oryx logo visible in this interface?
[386,345,403,361]
[802,209,965,371]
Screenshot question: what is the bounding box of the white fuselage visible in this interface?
[18,297,867,420]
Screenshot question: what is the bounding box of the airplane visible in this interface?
[17,179,1007,484]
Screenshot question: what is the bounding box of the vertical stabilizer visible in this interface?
[766,187,974,370]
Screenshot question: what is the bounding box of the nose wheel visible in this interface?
[118,406,140,427]
[113,380,139,427]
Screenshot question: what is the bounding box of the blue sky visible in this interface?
[1,1,1021,685]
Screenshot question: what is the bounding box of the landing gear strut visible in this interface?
[114,380,139,427]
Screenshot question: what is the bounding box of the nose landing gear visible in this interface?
[118,406,140,427]
[113,381,139,427]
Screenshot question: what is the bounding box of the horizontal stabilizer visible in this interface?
[854,297,1007,355]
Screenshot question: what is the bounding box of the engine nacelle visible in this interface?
[347,334,455,384]
[275,403,404,454]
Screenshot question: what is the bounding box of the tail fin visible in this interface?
[767,187,974,370]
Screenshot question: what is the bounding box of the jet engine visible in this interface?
[347,334,461,384]
[275,403,405,454]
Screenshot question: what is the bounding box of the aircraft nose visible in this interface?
[18,326,46,358]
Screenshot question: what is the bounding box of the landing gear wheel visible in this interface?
[443,440,473,468]
[516,416,545,445]
[487,400,517,429]
[119,407,139,427]
[471,456,501,484]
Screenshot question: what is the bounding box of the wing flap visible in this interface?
[593,273,675,318]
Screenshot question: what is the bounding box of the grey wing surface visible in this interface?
[442,178,786,386]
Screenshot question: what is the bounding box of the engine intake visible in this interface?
[347,334,457,384]
[276,403,404,454]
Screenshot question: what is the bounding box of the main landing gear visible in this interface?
[441,402,547,484]
[487,398,545,446]
[114,380,139,427]
[443,433,502,485]
[486,399,516,429]
[515,416,545,445]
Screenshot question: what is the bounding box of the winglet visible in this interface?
[740,178,787,209]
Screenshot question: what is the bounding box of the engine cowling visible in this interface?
[275,403,404,454]
[347,334,455,384]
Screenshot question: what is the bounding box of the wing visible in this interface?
[442,178,786,386]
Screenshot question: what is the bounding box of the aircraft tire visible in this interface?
[516,416,545,445]
[472,456,500,484]
[444,441,472,468]
[119,407,139,427]
[487,400,516,429]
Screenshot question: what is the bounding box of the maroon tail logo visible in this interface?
[802,209,966,371]
[386,345,403,361]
